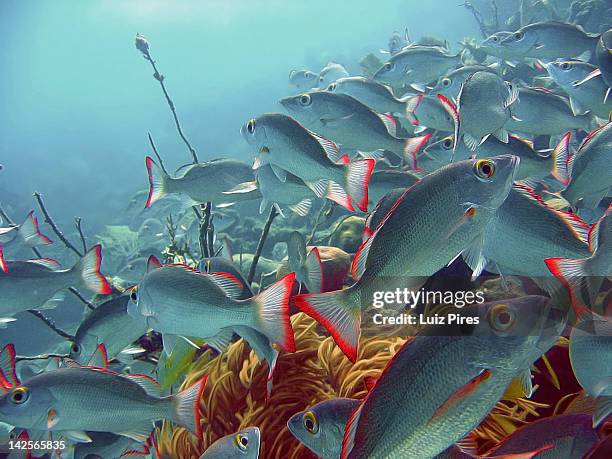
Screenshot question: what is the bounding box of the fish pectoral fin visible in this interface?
[569,97,589,116]
[162,334,181,357]
[47,409,59,429]
[222,181,258,195]
[287,198,313,217]
[593,395,612,428]
[270,165,288,182]
[320,113,354,127]
[205,328,234,353]
[114,423,154,443]
[62,430,93,443]
[0,318,16,328]
[304,179,329,198]
[429,369,492,424]
[462,236,487,281]
[493,127,509,144]
[503,369,533,400]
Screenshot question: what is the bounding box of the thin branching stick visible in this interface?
[247,206,278,285]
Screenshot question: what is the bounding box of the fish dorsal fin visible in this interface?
[504,82,520,108]
[87,343,109,369]
[29,258,61,270]
[0,343,19,390]
[341,400,365,459]
[121,373,162,397]
[147,255,162,272]
[513,184,590,244]
[578,122,609,151]
[589,204,611,252]
[206,272,245,299]
[351,235,375,281]
[306,129,343,164]
[377,113,397,137]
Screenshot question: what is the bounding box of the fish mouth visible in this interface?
[259,146,270,154]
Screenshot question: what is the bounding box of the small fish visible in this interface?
[287,231,323,294]
[326,76,417,119]
[438,71,518,153]
[373,46,462,87]
[295,156,518,361]
[479,31,518,61]
[128,261,295,360]
[506,87,592,136]
[499,21,599,61]
[199,426,260,459]
[73,431,153,459]
[340,296,565,458]
[144,157,261,208]
[69,294,148,365]
[289,69,320,90]
[226,164,315,217]
[464,184,591,282]
[430,65,496,99]
[0,211,52,253]
[545,60,612,119]
[0,245,111,322]
[241,112,375,212]
[481,413,598,459]
[137,217,166,250]
[319,62,349,87]
[405,94,455,132]
[287,397,359,459]
[552,123,612,212]
[0,345,207,442]
[280,91,430,164]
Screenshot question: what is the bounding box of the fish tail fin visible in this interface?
[0,343,20,389]
[403,134,432,168]
[594,395,612,427]
[171,375,207,440]
[18,211,53,247]
[253,273,296,352]
[402,94,422,126]
[145,156,169,208]
[72,244,112,294]
[550,132,571,186]
[344,159,375,212]
[294,285,361,362]
[303,247,323,293]
[544,257,589,316]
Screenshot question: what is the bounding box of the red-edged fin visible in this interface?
[490,443,555,459]
[122,373,162,397]
[173,375,207,441]
[207,271,244,299]
[254,273,296,352]
[304,247,323,293]
[147,255,162,272]
[17,430,32,459]
[327,180,355,212]
[87,343,109,369]
[578,123,608,151]
[364,376,377,391]
[145,156,168,208]
[351,235,374,281]
[544,257,590,317]
[338,154,351,165]
[0,343,20,389]
[377,113,397,137]
[19,211,53,246]
[404,94,422,125]
[344,159,375,212]
[589,204,611,252]
[403,134,432,168]
[294,287,361,362]
[341,399,365,459]
[29,258,61,270]
[550,132,572,186]
[307,128,343,164]
[513,184,589,244]
[0,242,6,273]
[437,93,460,159]
[362,225,373,242]
[428,369,492,424]
[74,244,112,294]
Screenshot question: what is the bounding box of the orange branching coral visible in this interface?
[159,313,549,458]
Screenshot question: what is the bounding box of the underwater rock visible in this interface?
[328,215,365,253]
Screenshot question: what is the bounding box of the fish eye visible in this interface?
[235,433,249,451]
[384,62,393,71]
[489,303,516,331]
[560,62,572,71]
[130,289,138,302]
[303,411,319,435]
[474,159,496,180]
[327,82,336,91]
[305,72,313,79]
[247,119,256,134]
[299,94,311,106]
[71,343,80,354]
[514,31,524,41]
[442,137,453,149]
[441,78,451,87]
[491,36,499,43]
[10,387,29,405]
